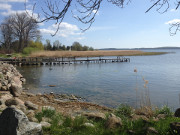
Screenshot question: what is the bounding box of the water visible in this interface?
[18,49,180,109]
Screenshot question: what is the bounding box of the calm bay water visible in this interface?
[18,49,180,109]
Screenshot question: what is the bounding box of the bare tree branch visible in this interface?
[25,0,180,36]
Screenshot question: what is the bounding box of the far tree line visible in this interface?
[0,12,94,54]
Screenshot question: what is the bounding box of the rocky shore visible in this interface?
[0,62,112,134]
[1,63,180,135]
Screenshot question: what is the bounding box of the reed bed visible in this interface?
[30,50,167,57]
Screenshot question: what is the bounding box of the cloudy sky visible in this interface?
[0,0,180,49]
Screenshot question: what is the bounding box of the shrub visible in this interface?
[22,47,40,54]
[35,108,56,122]
[115,104,133,118]
[155,106,173,116]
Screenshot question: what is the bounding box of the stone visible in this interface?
[40,121,51,128]
[0,104,7,112]
[10,82,22,97]
[20,77,26,83]
[2,80,8,86]
[5,98,19,106]
[29,117,39,123]
[25,101,38,110]
[175,108,180,117]
[0,107,42,135]
[37,93,42,96]
[18,104,27,113]
[1,85,7,91]
[83,123,94,128]
[131,114,149,122]
[105,113,122,129]
[0,99,4,105]
[26,92,36,97]
[12,76,22,86]
[84,112,106,121]
[26,110,35,119]
[40,97,48,103]
[147,127,158,134]
[170,122,180,134]
[157,114,166,119]
[42,117,52,123]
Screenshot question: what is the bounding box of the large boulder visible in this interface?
[105,113,122,129]
[25,101,38,110]
[0,107,42,135]
[5,98,19,106]
[10,82,22,97]
[170,122,180,134]
[175,108,180,117]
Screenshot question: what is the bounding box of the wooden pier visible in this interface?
[0,56,130,66]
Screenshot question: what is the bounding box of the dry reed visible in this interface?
[30,50,167,57]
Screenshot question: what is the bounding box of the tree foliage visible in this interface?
[0,12,40,52]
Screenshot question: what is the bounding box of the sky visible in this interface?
[0,0,180,49]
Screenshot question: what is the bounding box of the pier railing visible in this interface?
[0,56,130,66]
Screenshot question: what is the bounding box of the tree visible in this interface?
[0,13,40,52]
[72,42,83,51]
[28,0,180,36]
[44,39,52,50]
[10,13,40,52]
[0,17,14,53]
[53,40,62,50]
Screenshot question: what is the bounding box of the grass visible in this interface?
[30,50,167,57]
[35,105,180,135]
[154,105,173,117]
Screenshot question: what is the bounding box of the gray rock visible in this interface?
[147,127,158,134]
[0,107,42,135]
[84,112,106,121]
[175,108,180,117]
[5,98,19,106]
[2,80,8,86]
[20,78,26,83]
[26,92,36,97]
[105,113,122,129]
[83,123,94,127]
[25,101,38,110]
[40,121,51,128]
[1,85,8,91]
[0,99,4,105]
[10,82,22,97]
[170,122,180,134]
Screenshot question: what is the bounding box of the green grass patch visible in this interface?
[36,105,180,135]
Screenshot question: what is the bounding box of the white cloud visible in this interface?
[165,19,180,24]
[0,0,27,2]
[39,29,54,35]
[170,9,178,12]
[40,22,85,40]
[0,3,11,10]
[92,10,99,15]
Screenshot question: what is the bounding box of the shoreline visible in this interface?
[1,63,180,134]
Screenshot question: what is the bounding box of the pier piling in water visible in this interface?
[0,56,130,66]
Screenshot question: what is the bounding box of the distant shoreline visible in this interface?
[30,50,168,57]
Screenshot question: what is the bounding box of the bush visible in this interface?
[35,108,56,122]
[155,106,173,116]
[22,47,40,54]
[115,104,133,118]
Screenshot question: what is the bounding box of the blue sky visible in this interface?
[0,0,180,49]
